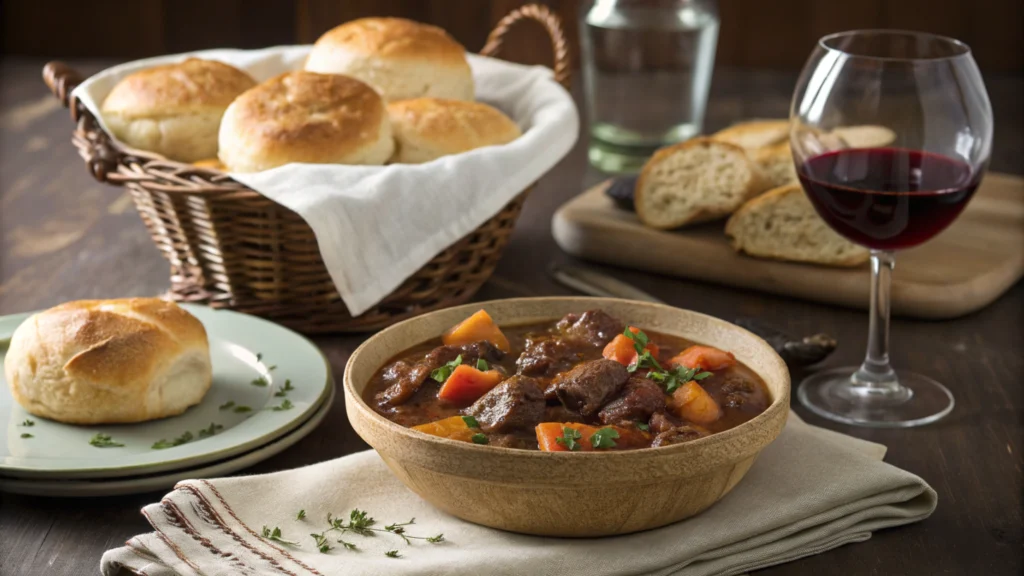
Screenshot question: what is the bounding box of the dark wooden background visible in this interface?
[3,0,1022,73]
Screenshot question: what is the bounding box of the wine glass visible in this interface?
[790,30,993,427]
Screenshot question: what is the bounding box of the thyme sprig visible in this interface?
[307,509,444,554]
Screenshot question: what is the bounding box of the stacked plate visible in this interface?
[0,305,334,497]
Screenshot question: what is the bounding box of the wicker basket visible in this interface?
[42,4,570,334]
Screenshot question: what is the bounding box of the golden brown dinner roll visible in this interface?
[101,58,256,163]
[387,98,521,164]
[218,71,394,172]
[711,120,791,150]
[305,18,474,102]
[4,298,212,425]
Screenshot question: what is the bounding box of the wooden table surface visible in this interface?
[0,57,1021,576]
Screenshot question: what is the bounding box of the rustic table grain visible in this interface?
[0,57,1021,576]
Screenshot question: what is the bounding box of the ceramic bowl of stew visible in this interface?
[344,297,789,537]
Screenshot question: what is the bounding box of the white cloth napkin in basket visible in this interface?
[100,413,937,576]
[71,46,579,316]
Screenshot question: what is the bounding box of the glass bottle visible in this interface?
[580,0,720,173]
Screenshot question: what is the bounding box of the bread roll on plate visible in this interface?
[751,141,798,189]
[387,98,521,164]
[305,17,474,102]
[101,58,256,163]
[635,138,766,229]
[726,184,869,267]
[219,71,394,172]
[4,298,212,425]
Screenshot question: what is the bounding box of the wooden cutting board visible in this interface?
[553,173,1024,319]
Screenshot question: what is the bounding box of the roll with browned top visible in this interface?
[101,58,257,162]
[218,71,394,172]
[305,17,474,102]
[4,298,212,424]
[387,98,521,164]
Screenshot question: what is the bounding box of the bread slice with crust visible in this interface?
[751,141,797,189]
[711,120,790,150]
[831,125,897,149]
[725,184,869,267]
[635,138,766,229]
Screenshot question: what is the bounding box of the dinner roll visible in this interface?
[101,58,256,162]
[4,298,212,425]
[218,71,394,172]
[387,98,521,163]
[305,18,474,102]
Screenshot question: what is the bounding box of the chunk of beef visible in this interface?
[463,375,545,433]
[648,411,683,435]
[488,433,539,450]
[551,359,629,417]
[375,341,505,408]
[516,336,582,379]
[651,425,709,447]
[598,376,666,425]
[719,374,761,409]
[556,310,624,347]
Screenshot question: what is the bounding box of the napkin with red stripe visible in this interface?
[101,412,936,576]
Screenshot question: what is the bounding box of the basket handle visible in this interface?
[42,61,127,183]
[481,3,572,88]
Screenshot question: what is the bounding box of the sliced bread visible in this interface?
[635,138,766,229]
[725,184,869,267]
[751,141,797,189]
[711,120,790,149]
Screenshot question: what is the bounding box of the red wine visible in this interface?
[798,147,980,250]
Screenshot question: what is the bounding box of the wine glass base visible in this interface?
[798,367,954,428]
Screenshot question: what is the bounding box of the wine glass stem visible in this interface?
[852,250,901,393]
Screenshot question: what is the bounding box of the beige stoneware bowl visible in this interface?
[344,297,790,537]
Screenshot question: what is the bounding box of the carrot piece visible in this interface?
[535,422,650,452]
[628,327,660,357]
[442,309,510,352]
[603,328,659,367]
[412,416,477,442]
[670,345,736,371]
[603,334,638,366]
[671,381,723,425]
[437,365,504,405]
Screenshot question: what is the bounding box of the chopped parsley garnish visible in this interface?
[649,365,713,393]
[233,405,253,413]
[297,509,306,520]
[218,401,236,410]
[476,358,489,371]
[461,415,480,428]
[198,422,224,438]
[89,433,124,448]
[635,421,650,432]
[625,327,713,391]
[251,375,270,387]
[20,433,33,439]
[20,419,35,427]
[471,433,488,445]
[256,352,263,362]
[555,426,583,451]
[385,550,401,558]
[271,399,294,411]
[590,427,620,449]
[274,379,295,397]
[430,354,463,383]
[152,430,194,450]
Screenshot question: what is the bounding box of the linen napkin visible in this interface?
[71,46,579,316]
[101,413,936,576]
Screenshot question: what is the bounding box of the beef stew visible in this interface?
[365,309,772,451]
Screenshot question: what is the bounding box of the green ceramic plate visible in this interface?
[0,304,331,479]
[0,384,335,497]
